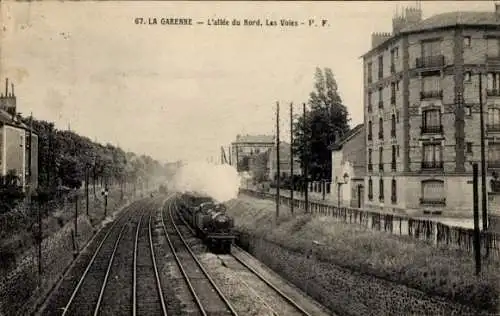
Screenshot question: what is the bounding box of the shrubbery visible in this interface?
[226,197,500,313]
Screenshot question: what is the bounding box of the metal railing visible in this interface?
[415,55,445,68]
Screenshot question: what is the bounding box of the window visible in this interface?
[396,110,400,123]
[391,82,396,104]
[378,55,384,79]
[396,80,400,91]
[367,62,373,82]
[391,114,396,137]
[422,109,441,128]
[394,47,399,58]
[487,73,500,90]
[368,177,373,200]
[421,180,445,204]
[379,146,384,171]
[423,76,441,92]
[466,142,473,153]
[368,120,373,140]
[391,145,397,171]
[379,178,384,200]
[464,72,471,82]
[379,117,384,139]
[368,148,373,172]
[465,106,472,116]
[463,36,471,47]
[368,91,373,110]
[378,87,383,108]
[397,145,400,157]
[422,40,441,57]
[391,179,397,203]
[488,107,500,127]
[487,38,499,58]
[488,143,500,163]
[422,143,443,168]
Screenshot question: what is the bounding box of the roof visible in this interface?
[400,11,500,33]
[362,10,500,59]
[232,134,274,144]
[328,124,364,151]
[0,109,34,132]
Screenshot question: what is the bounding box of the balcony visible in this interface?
[390,63,396,74]
[391,129,396,137]
[379,163,384,171]
[420,90,443,100]
[368,104,373,113]
[421,161,444,170]
[487,89,500,97]
[415,55,445,69]
[486,54,500,67]
[420,197,446,206]
[390,95,396,105]
[488,160,500,169]
[378,131,384,140]
[368,133,373,141]
[378,101,384,109]
[368,163,373,172]
[421,125,443,135]
[391,161,396,171]
[487,124,500,133]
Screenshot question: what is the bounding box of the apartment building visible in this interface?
[363,5,500,215]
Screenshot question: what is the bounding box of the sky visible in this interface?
[0,1,495,163]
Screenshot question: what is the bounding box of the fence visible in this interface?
[240,189,500,258]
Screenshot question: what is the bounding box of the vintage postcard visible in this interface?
[0,1,498,315]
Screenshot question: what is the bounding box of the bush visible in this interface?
[226,196,500,313]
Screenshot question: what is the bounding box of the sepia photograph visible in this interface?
[0,0,499,315]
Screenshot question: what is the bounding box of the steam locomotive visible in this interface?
[178,193,235,253]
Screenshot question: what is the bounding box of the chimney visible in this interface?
[5,78,8,96]
[11,83,14,97]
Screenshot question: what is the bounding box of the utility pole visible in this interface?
[74,194,79,256]
[290,102,294,215]
[478,73,488,231]
[85,166,89,216]
[303,103,309,213]
[276,101,280,221]
[473,163,482,275]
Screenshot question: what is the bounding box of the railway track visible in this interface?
[161,198,238,316]
[171,197,320,316]
[38,195,170,316]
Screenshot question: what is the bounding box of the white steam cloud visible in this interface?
[168,160,242,203]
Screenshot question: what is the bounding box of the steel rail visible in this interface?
[160,200,208,316]
[132,210,144,316]
[93,214,134,316]
[231,245,312,316]
[149,210,169,315]
[167,200,239,316]
[61,202,138,316]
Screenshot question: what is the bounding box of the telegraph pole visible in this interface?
[478,73,488,231]
[290,102,294,215]
[473,163,482,275]
[276,101,281,220]
[303,103,309,213]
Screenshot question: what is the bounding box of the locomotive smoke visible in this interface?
[168,160,242,203]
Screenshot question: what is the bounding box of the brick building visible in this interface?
[0,79,38,191]
[363,5,500,215]
[329,124,365,208]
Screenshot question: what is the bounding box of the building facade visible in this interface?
[267,141,302,180]
[230,134,274,172]
[330,124,366,208]
[363,5,500,215]
[0,79,38,190]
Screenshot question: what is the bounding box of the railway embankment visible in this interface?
[226,195,500,316]
[0,189,150,316]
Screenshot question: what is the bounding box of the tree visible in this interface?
[292,67,350,181]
